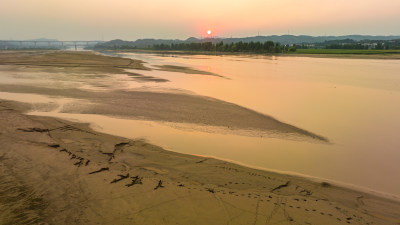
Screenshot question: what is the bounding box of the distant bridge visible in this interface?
[0,40,104,50]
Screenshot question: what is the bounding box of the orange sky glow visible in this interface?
[1,0,399,40]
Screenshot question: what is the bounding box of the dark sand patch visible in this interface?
[155,64,224,78]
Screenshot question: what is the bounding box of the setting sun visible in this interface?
[207,30,212,35]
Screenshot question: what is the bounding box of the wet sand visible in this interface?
[0,84,327,142]
[1,100,400,225]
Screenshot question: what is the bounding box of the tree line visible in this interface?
[153,41,296,53]
[90,38,400,52]
[325,42,399,50]
[313,39,400,50]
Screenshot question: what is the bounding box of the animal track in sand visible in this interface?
[154,180,164,190]
[57,147,90,168]
[126,176,143,187]
[110,173,130,184]
[89,167,109,174]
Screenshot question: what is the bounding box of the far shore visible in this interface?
[97,49,400,59]
[2,48,400,59]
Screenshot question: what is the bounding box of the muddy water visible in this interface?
[2,53,400,197]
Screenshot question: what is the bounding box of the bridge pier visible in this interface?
[1,42,9,50]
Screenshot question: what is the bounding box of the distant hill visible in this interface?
[93,35,400,49]
[213,35,400,45]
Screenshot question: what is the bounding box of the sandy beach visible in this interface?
[1,51,400,224]
[1,99,400,225]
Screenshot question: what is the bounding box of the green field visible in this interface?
[291,49,400,55]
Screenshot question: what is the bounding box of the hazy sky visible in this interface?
[1,0,400,41]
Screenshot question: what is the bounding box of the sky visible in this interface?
[1,0,400,41]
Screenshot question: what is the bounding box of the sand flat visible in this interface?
[0,50,168,82]
[0,84,327,142]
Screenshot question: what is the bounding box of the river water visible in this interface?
[2,52,400,197]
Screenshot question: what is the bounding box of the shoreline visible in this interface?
[27,106,400,201]
[198,152,400,201]
[175,151,400,202]
[15,102,400,202]
[26,107,400,202]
